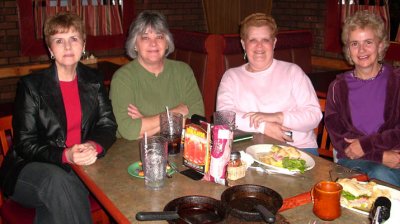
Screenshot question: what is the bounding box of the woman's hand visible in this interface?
[344,138,364,159]
[65,143,98,165]
[382,150,400,169]
[243,112,283,129]
[128,104,143,119]
[263,122,293,143]
[170,103,189,117]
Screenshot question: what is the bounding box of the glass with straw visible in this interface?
[160,107,183,155]
[140,133,168,190]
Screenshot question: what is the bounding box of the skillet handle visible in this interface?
[255,204,276,223]
[135,211,180,221]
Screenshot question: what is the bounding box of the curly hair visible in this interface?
[341,10,389,65]
[240,13,278,40]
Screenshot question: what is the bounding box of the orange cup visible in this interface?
[312,181,343,221]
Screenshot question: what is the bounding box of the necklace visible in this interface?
[352,64,383,81]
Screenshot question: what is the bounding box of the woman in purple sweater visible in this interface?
[325,10,400,186]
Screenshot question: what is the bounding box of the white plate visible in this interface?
[245,144,315,173]
[341,183,400,224]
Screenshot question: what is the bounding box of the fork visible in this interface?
[248,166,299,176]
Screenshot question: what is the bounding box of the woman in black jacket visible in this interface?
[0,12,117,223]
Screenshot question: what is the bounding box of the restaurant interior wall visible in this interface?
[0,0,347,68]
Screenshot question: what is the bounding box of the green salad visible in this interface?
[282,157,307,173]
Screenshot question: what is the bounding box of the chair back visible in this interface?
[315,98,334,158]
[0,115,110,224]
[0,115,13,166]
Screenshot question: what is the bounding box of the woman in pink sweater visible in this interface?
[217,13,321,154]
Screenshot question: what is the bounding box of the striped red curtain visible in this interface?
[341,0,390,37]
[325,0,390,52]
[33,0,123,40]
[82,0,123,36]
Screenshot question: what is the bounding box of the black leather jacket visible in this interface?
[0,63,117,197]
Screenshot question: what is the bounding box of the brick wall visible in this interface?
[271,0,343,59]
[0,0,341,68]
[135,0,206,32]
[0,1,20,66]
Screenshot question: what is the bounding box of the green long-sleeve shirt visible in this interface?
[110,59,204,140]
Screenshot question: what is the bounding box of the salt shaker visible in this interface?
[228,151,242,167]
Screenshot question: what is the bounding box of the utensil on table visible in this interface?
[329,164,362,181]
[221,184,283,222]
[164,195,225,224]
[254,204,276,223]
[248,165,299,176]
[135,210,221,223]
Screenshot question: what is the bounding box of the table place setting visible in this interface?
[239,144,315,176]
[73,109,400,223]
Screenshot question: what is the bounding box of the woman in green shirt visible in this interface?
[110,11,204,140]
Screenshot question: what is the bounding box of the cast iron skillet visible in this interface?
[164,195,225,224]
[136,195,224,223]
[221,184,283,222]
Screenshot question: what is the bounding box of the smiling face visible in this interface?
[241,26,276,72]
[135,27,168,66]
[48,28,84,69]
[347,27,383,70]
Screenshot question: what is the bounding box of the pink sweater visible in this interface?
[217,59,322,148]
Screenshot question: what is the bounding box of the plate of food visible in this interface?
[245,144,315,174]
[338,178,400,223]
[127,161,176,178]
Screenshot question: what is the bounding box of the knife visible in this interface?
[135,210,222,223]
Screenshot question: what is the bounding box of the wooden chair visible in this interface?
[316,98,334,159]
[0,115,110,224]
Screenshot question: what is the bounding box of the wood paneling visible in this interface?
[0,56,129,79]
[202,0,272,34]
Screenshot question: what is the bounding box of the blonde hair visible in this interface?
[341,10,389,65]
[240,13,277,40]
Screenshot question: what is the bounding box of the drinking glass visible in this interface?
[213,110,236,131]
[160,112,183,155]
[140,136,168,190]
[312,181,343,221]
[329,164,362,181]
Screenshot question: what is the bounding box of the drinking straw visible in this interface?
[165,106,171,121]
[144,132,148,150]
[165,106,174,134]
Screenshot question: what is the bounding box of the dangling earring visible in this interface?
[82,50,86,60]
[50,54,55,60]
[134,46,137,51]
[243,52,247,60]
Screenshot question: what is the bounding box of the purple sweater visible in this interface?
[346,67,387,135]
[325,64,400,162]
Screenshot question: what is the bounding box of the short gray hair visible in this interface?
[126,11,175,59]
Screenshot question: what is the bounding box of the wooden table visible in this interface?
[72,134,370,224]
